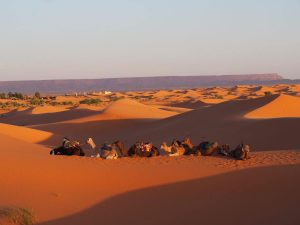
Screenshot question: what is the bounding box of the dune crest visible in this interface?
[68,99,178,123]
[103,99,177,119]
[32,106,69,115]
[245,94,300,119]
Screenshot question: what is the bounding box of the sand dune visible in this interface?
[169,100,208,109]
[32,95,300,151]
[245,94,300,118]
[39,164,300,225]
[0,107,101,126]
[1,131,299,224]
[32,106,69,115]
[103,99,177,119]
[1,85,300,225]
[65,99,178,123]
[122,95,300,150]
[0,123,53,144]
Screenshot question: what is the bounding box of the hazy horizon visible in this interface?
[1,0,299,81]
[0,73,292,83]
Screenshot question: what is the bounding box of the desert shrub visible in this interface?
[264,91,272,96]
[30,98,44,106]
[7,92,24,100]
[0,93,7,99]
[79,98,101,105]
[49,101,58,106]
[11,102,25,108]
[109,96,124,102]
[34,92,41,99]
[61,101,74,106]
[0,102,26,109]
[0,207,36,225]
[7,92,13,98]
[0,102,7,109]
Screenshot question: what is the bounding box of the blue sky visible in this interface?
[0,0,299,81]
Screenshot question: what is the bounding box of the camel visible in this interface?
[181,137,198,155]
[86,138,125,159]
[50,140,85,156]
[229,143,250,160]
[100,143,119,160]
[196,141,219,156]
[128,141,160,157]
[218,144,231,156]
[160,142,172,154]
[86,137,98,156]
[160,141,185,156]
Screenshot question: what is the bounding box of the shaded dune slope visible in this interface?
[0,107,101,126]
[38,164,300,225]
[132,95,300,150]
[35,95,300,151]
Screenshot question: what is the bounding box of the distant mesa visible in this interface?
[0,73,294,94]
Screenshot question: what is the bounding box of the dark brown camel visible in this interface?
[112,140,127,157]
[128,141,160,157]
[229,143,250,160]
[181,137,198,155]
[196,141,219,156]
[50,141,85,156]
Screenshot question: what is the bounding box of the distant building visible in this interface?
[104,91,112,95]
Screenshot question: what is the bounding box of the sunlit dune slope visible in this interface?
[103,99,177,118]
[245,94,300,119]
[32,106,69,115]
[0,123,53,144]
[68,99,178,123]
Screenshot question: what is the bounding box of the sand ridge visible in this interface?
[245,94,300,118]
[0,123,53,144]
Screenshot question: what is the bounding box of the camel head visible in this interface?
[160,142,172,153]
[241,144,250,153]
[160,142,168,149]
[86,138,96,149]
[182,137,193,148]
[143,142,153,152]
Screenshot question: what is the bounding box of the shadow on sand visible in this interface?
[38,164,300,225]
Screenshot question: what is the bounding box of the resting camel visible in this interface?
[50,140,85,156]
[86,138,125,159]
[196,141,219,156]
[218,144,231,156]
[229,143,250,160]
[160,141,185,156]
[128,141,160,157]
[181,137,198,155]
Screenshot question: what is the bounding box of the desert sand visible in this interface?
[1,85,300,225]
[245,94,300,118]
